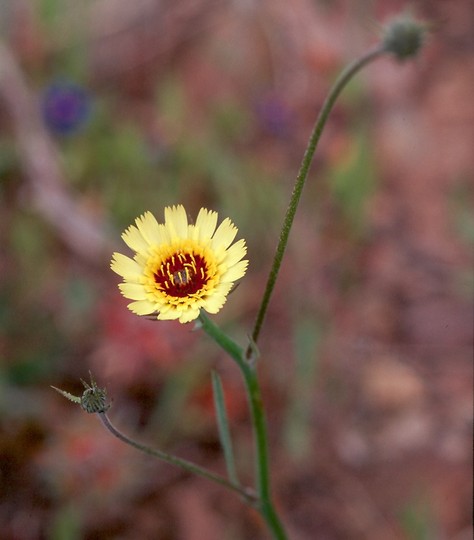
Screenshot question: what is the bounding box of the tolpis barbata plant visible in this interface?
[54,13,426,540]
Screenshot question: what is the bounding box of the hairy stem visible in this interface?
[98,411,256,504]
[249,45,386,354]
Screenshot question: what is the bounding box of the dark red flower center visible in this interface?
[154,252,209,297]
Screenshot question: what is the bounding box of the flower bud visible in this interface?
[52,374,110,413]
[80,377,110,413]
[382,13,426,61]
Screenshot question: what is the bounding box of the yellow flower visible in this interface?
[111,205,248,323]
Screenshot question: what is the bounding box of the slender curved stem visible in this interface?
[199,313,287,539]
[98,411,256,504]
[198,46,388,538]
[248,45,386,354]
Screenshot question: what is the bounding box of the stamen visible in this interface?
[173,269,188,285]
[154,251,209,297]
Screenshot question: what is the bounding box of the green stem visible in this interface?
[249,45,386,354]
[98,411,256,504]
[244,366,287,539]
[198,45,388,537]
[199,313,287,540]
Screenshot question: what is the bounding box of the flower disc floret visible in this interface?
[111,205,248,323]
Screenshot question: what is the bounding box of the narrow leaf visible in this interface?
[211,371,239,486]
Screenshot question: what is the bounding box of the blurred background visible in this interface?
[0,0,472,539]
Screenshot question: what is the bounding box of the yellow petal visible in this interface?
[178,308,200,323]
[222,239,247,267]
[203,293,228,313]
[164,205,188,240]
[221,259,248,282]
[211,218,237,251]
[111,253,143,279]
[118,283,148,300]
[195,208,218,242]
[127,300,156,315]
[157,309,180,321]
[122,224,149,253]
[135,212,167,246]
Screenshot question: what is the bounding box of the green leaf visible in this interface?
[211,371,239,486]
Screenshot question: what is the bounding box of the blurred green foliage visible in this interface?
[328,127,377,238]
[399,495,438,540]
[49,504,82,540]
[283,315,323,461]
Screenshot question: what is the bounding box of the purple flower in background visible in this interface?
[255,93,293,138]
[42,80,91,135]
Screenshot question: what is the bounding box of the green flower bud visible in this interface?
[52,373,110,413]
[382,13,426,61]
[80,376,110,413]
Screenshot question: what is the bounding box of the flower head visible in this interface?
[111,205,248,323]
